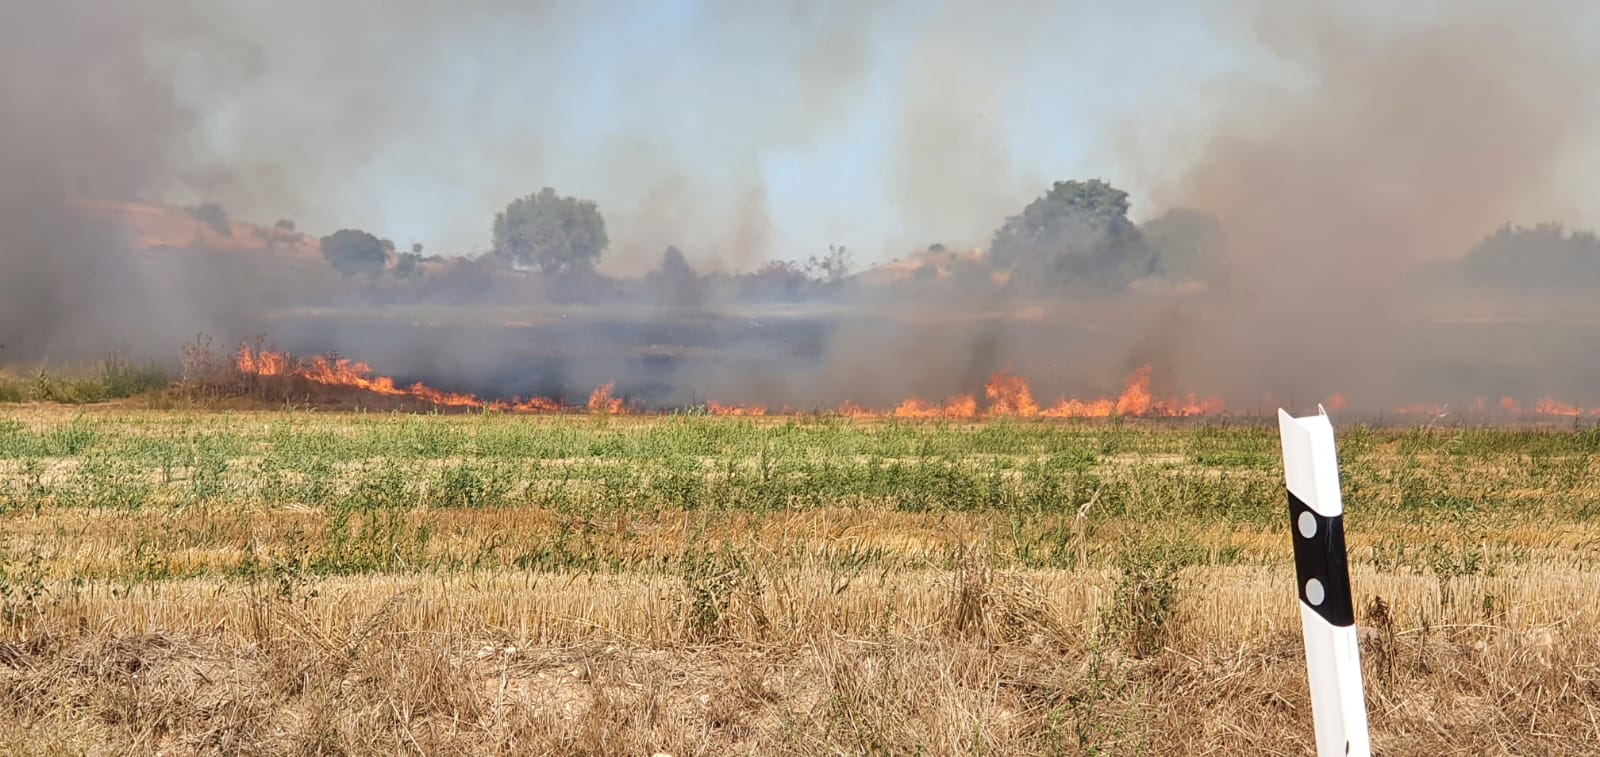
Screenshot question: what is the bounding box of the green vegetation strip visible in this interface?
[1,411,1597,582]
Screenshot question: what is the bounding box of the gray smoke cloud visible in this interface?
[5,0,1599,413]
[1136,0,1600,408]
[0,2,224,360]
[0,0,1076,359]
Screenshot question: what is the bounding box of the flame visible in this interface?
[1170,394,1228,417]
[1533,396,1582,417]
[587,384,625,414]
[944,394,979,419]
[237,344,290,377]
[237,344,1227,420]
[707,402,767,416]
[510,396,562,414]
[236,345,573,413]
[867,365,1228,420]
[985,368,1039,417]
[1114,365,1153,416]
[1037,366,1224,418]
[892,394,979,419]
[837,401,876,419]
[1041,397,1116,419]
[301,356,400,396]
[231,342,1600,422]
[1385,394,1600,418]
[408,383,480,408]
[891,397,940,418]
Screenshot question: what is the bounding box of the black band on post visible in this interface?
[1288,488,1355,627]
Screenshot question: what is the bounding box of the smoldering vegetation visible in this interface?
[3,1,1600,414]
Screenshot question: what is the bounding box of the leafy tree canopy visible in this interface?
[320,228,390,277]
[491,187,608,274]
[988,179,1153,291]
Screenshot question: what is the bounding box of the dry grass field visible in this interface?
[1,404,1598,754]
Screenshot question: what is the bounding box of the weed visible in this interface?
[680,545,765,641]
[0,543,48,629]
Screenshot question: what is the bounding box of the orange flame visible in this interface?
[891,397,940,418]
[1533,396,1582,417]
[227,345,1251,421]
[236,345,576,413]
[1041,397,1116,419]
[199,341,1600,424]
[510,396,562,414]
[587,384,625,414]
[1036,366,1224,418]
[944,394,979,419]
[837,401,876,419]
[1114,365,1153,416]
[891,394,978,419]
[985,368,1039,417]
[237,344,290,377]
[707,401,768,416]
[1387,394,1600,418]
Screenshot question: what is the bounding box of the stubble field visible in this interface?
[1,404,1598,754]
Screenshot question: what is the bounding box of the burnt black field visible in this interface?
[251,291,1600,420]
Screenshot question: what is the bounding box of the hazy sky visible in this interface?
[152,0,1596,272]
[153,1,1257,271]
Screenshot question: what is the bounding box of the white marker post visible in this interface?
[1278,406,1370,757]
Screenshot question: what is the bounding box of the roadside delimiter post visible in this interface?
[1278,405,1371,757]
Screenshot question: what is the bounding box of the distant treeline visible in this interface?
[1459,222,1600,289]
[305,178,1227,305]
[210,180,1600,302]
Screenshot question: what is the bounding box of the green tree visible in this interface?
[491,187,608,274]
[320,228,390,277]
[989,179,1153,291]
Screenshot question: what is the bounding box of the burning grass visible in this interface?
[155,338,1600,424]
[1,406,1598,753]
[210,340,1231,420]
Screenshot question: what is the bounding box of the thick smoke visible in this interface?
[6,1,1599,412]
[0,2,280,361]
[0,1,1080,360]
[1138,0,1600,407]
[799,0,1600,411]
[0,3,185,359]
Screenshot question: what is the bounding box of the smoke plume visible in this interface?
[5,1,1600,414]
[1140,0,1600,407]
